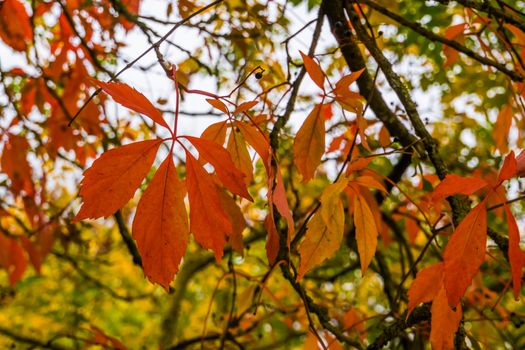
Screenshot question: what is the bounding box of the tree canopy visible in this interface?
[0,0,524,349]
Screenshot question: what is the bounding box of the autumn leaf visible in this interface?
[185,136,252,200]
[185,151,232,261]
[320,179,349,232]
[407,262,444,317]
[430,286,462,350]
[206,98,230,115]
[297,212,343,280]
[493,104,513,154]
[89,326,128,350]
[299,51,325,90]
[132,156,188,289]
[227,129,254,185]
[503,203,525,299]
[233,100,258,115]
[297,179,347,279]
[1,134,35,197]
[294,104,325,181]
[443,23,467,67]
[351,186,378,275]
[498,150,517,182]
[218,190,246,255]
[74,139,162,220]
[0,234,28,286]
[432,174,487,199]
[94,80,171,131]
[443,199,487,307]
[236,121,270,165]
[201,120,228,145]
[0,0,32,52]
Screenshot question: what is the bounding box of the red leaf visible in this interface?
[0,235,28,285]
[517,150,525,177]
[300,51,325,90]
[1,134,35,197]
[185,151,232,261]
[498,151,517,182]
[74,140,162,220]
[443,200,487,307]
[185,136,252,200]
[432,174,487,199]
[430,286,462,350]
[89,326,128,350]
[493,104,513,154]
[95,80,171,131]
[407,262,444,317]
[132,156,189,289]
[503,203,525,299]
[0,0,32,52]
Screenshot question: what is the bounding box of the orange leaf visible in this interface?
[297,211,343,280]
[378,125,391,148]
[430,286,462,350]
[293,104,325,181]
[185,136,252,200]
[407,262,444,317]
[264,213,279,265]
[352,188,378,275]
[334,68,365,97]
[443,23,467,67]
[218,191,246,255]
[227,129,254,185]
[354,175,387,193]
[503,203,525,299]
[300,51,325,90]
[443,200,487,307]
[498,151,517,182]
[95,80,171,131]
[0,0,32,52]
[89,326,128,350]
[206,98,230,115]
[74,140,162,220]
[132,157,188,289]
[236,121,270,165]
[432,174,487,199]
[1,134,35,197]
[493,104,513,154]
[201,120,228,146]
[185,151,232,261]
[298,179,347,279]
[0,235,28,285]
[233,100,258,115]
[273,164,295,237]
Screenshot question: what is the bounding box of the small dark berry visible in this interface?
[335,21,343,29]
[393,137,400,143]
[255,72,263,79]
[378,30,383,36]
